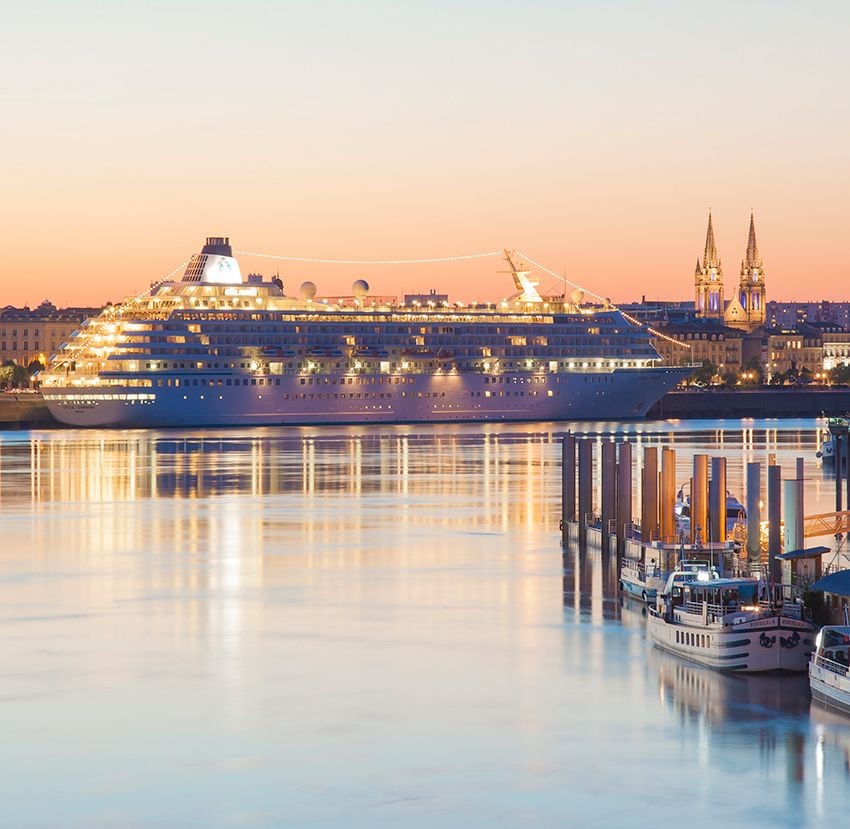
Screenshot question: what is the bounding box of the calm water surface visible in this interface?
[1,418,849,827]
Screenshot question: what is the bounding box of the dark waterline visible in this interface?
[0,418,848,827]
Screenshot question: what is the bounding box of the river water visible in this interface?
[1,418,848,827]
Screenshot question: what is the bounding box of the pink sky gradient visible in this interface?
[2,1,848,307]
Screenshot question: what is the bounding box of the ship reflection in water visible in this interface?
[1,419,850,826]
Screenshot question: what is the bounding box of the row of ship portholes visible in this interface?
[675,630,712,648]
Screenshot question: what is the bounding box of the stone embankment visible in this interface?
[0,393,56,428]
[647,388,850,419]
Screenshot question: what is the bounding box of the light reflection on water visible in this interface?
[0,418,848,827]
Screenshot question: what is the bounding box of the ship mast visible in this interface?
[500,250,543,303]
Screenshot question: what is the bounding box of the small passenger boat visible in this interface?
[809,625,850,714]
[647,577,817,673]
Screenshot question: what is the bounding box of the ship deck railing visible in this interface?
[813,653,850,677]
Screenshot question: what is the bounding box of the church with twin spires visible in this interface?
[694,211,766,332]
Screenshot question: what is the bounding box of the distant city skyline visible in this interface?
[3,1,849,306]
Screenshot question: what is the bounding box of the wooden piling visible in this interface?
[768,463,782,581]
[601,440,617,545]
[561,433,576,545]
[616,442,632,558]
[578,439,593,547]
[692,454,709,545]
[641,447,658,542]
[746,461,761,562]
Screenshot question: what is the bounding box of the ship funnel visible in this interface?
[181,236,243,285]
[201,237,232,256]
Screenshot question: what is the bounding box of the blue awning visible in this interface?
[776,546,831,561]
[810,570,850,597]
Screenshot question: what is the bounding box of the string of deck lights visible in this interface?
[234,249,503,266]
[513,251,608,303]
[235,246,609,308]
[619,310,692,349]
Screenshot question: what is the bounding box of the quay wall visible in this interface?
[647,388,850,420]
[0,394,56,428]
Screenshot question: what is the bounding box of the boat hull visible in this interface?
[647,610,817,673]
[621,577,656,602]
[43,366,692,428]
[810,665,850,714]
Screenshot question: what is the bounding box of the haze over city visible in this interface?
[2,0,849,306]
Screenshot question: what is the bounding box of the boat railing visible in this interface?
[624,521,642,541]
[813,652,850,677]
[683,600,724,617]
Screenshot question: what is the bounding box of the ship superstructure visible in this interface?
[40,237,693,427]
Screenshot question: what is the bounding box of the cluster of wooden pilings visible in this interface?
[559,433,810,582]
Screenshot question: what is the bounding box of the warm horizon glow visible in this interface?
[2,1,849,307]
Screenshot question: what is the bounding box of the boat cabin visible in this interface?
[683,579,761,614]
[814,626,850,673]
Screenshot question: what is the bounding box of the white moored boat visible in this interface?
[809,625,850,714]
[647,577,817,673]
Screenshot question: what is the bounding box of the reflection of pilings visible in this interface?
[601,440,617,544]
[709,456,727,542]
[561,433,576,545]
[768,463,782,581]
[578,439,593,547]
[660,448,676,543]
[836,434,843,516]
[641,447,658,541]
[692,454,709,545]
[746,462,762,561]
[616,442,632,558]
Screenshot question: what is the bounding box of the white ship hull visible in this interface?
[44,366,690,428]
[647,609,816,673]
[810,666,850,714]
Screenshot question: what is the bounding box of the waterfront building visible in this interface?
[650,320,744,374]
[767,300,850,330]
[818,327,850,371]
[761,326,823,381]
[0,301,103,368]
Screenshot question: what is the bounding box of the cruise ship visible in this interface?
[40,237,693,428]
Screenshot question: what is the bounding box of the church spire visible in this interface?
[703,211,720,268]
[745,211,761,268]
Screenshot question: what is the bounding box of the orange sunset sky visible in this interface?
[2,1,848,307]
